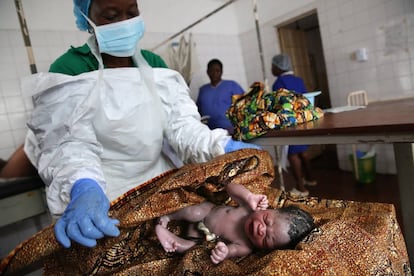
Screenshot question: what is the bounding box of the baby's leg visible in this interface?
[155,225,196,253]
[165,201,215,223]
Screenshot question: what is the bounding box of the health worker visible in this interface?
[24,0,260,249]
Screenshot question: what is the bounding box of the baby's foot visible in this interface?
[155,225,178,252]
[155,225,195,253]
[158,215,171,228]
[248,193,269,211]
[257,195,269,210]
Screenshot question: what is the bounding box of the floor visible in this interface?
[271,145,403,228]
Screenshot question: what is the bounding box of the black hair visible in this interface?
[207,59,223,70]
[278,205,315,249]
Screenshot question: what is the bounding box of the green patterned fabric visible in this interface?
[226,82,324,141]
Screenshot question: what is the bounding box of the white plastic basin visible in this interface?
[303,91,321,106]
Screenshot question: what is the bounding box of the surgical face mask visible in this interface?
[84,14,145,57]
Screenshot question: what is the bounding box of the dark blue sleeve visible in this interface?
[272,78,284,92]
[230,80,244,95]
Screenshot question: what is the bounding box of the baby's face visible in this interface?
[244,209,290,250]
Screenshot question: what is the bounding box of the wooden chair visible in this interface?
[347,90,368,180]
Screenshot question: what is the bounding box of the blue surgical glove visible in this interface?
[224,139,262,153]
[54,178,120,248]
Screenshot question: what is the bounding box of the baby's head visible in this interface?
[244,206,315,251]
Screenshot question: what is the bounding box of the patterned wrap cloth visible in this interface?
[226,82,324,141]
[0,149,411,275]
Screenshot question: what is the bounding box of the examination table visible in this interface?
[0,176,46,228]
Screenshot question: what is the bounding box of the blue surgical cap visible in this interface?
[73,0,91,31]
[272,53,292,71]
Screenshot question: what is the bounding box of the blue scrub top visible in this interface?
[197,80,244,133]
[272,74,307,94]
[272,73,309,154]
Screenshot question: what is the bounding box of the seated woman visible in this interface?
[156,182,315,264]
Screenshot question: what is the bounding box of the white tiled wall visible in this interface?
[141,32,248,101]
[2,0,413,170]
[3,0,411,170]
[0,30,29,160]
[240,0,414,174]
[1,4,413,158]
[317,0,413,173]
[0,29,89,161]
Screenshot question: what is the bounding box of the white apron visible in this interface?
[24,67,230,216]
[24,37,228,216]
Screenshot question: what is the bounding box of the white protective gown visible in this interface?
[23,67,229,217]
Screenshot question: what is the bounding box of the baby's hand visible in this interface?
[158,215,170,228]
[247,193,269,211]
[210,241,229,264]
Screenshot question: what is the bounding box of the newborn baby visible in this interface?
[156,183,314,264]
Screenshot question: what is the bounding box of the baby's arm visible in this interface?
[226,183,268,210]
[210,241,252,264]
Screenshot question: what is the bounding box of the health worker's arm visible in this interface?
[26,74,107,218]
[154,69,230,163]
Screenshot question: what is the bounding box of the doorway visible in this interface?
[277,11,331,109]
[277,12,337,162]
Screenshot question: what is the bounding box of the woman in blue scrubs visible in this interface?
[272,53,317,197]
[197,59,245,134]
